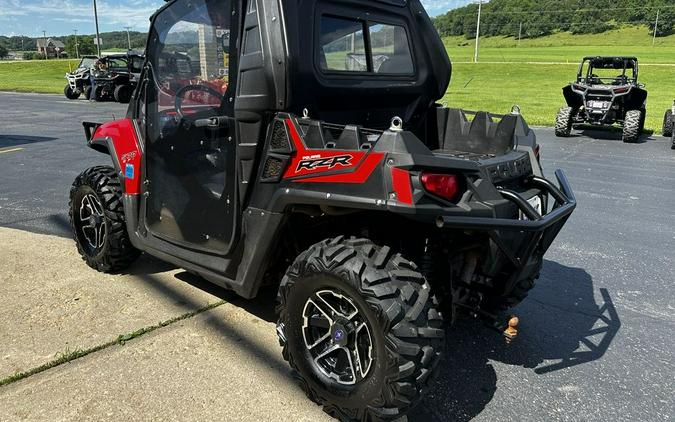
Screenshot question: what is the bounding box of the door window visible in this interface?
[151,0,231,122]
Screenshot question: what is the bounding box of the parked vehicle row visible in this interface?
[64,53,143,103]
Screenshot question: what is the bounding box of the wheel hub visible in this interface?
[302,289,374,386]
[77,193,107,252]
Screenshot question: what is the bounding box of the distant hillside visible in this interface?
[0,31,147,57]
[432,0,674,39]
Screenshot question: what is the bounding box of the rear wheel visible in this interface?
[277,237,444,421]
[622,110,643,143]
[663,110,673,137]
[93,85,105,102]
[114,84,132,104]
[64,84,80,100]
[69,166,140,272]
[555,107,574,137]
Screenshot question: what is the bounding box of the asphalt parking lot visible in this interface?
[0,91,673,421]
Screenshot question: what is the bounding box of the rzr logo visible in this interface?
[296,155,353,172]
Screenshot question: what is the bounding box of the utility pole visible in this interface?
[42,30,47,59]
[93,0,102,57]
[473,0,489,63]
[653,9,660,46]
[124,26,132,51]
[518,22,522,47]
[73,29,80,59]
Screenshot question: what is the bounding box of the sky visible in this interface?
[0,0,473,37]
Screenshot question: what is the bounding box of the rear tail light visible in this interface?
[613,87,630,94]
[420,172,460,201]
[534,144,541,159]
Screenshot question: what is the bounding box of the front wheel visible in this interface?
[622,110,643,143]
[277,237,445,421]
[69,166,140,272]
[555,107,575,137]
[114,84,132,103]
[64,84,80,100]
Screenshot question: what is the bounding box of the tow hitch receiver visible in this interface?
[503,316,519,344]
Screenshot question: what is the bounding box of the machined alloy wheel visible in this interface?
[302,289,373,386]
[75,193,107,255]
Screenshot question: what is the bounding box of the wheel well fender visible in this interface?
[89,118,143,194]
[562,85,583,109]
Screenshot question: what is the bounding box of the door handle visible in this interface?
[194,116,229,129]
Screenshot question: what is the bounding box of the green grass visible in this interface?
[0,59,80,94]
[445,26,675,64]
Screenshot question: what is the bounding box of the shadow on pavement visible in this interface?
[124,258,619,422]
[576,127,652,143]
[409,260,620,421]
[0,135,58,148]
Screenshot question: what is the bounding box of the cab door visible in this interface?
[142,0,237,254]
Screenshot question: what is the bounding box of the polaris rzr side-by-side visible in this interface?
[556,56,647,143]
[64,55,99,100]
[90,53,144,103]
[69,1,575,420]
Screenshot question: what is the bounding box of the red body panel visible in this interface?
[283,118,384,183]
[391,168,414,205]
[93,118,143,195]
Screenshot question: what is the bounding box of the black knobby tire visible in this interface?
[277,237,445,421]
[663,110,673,137]
[671,130,675,150]
[555,107,574,137]
[622,109,643,143]
[113,84,132,104]
[84,85,93,100]
[93,85,105,102]
[69,166,140,272]
[64,84,80,100]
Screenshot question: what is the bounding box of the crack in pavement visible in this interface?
[0,300,226,388]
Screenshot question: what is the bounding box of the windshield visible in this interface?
[78,57,96,69]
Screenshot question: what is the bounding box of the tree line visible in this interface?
[0,31,147,59]
[432,0,675,39]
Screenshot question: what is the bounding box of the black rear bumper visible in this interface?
[438,169,575,232]
[439,169,576,289]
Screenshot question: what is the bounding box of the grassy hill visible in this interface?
[445,26,675,63]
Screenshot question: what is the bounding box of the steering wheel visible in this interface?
[174,84,224,120]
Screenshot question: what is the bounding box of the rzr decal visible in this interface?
[296,154,353,172]
[283,118,384,183]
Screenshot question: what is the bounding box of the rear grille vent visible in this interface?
[262,156,286,182]
[271,120,290,151]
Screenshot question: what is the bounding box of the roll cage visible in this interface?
[576,56,639,86]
